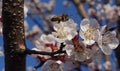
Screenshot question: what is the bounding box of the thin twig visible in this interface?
[25,49,66,56]
[34,61,45,70]
[25,43,66,56]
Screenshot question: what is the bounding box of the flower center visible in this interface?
[83,28,95,40]
[56,24,69,39]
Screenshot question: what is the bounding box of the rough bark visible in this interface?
[2,0,26,71]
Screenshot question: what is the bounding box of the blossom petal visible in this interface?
[52,20,77,42]
[89,19,100,29]
[64,45,74,56]
[102,32,119,49]
[74,48,92,62]
[79,30,85,39]
[83,40,95,45]
[108,37,119,49]
[67,30,77,40]
[79,30,99,45]
[80,18,90,31]
[93,30,101,42]
[80,18,100,32]
[42,60,64,71]
[41,34,56,44]
[24,5,28,18]
[53,24,61,31]
[65,19,78,30]
[110,31,117,36]
[100,45,112,55]
[100,25,107,34]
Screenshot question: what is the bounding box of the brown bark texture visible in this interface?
[2,0,26,71]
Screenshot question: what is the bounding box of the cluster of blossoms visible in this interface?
[31,18,119,71]
[87,0,120,23]
[25,0,56,14]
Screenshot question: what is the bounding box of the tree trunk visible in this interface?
[115,0,120,69]
[115,16,120,68]
[2,0,26,71]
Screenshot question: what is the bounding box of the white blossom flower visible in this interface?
[40,34,56,45]
[63,44,74,56]
[32,47,51,60]
[71,35,95,62]
[24,21,29,32]
[96,4,106,20]
[52,19,77,42]
[86,0,95,6]
[32,25,42,34]
[63,0,70,7]
[74,47,93,62]
[41,60,64,71]
[0,51,3,56]
[0,46,3,56]
[34,0,56,13]
[64,19,78,30]
[87,44,102,62]
[32,34,59,59]
[88,62,102,71]
[27,66,33,71]
[88,7,97,17]
[98,25,119,55]
[79,18,100,45]
[104,61,112,71]
[104,4,117,22]
[24,5,28,18]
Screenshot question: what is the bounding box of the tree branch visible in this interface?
[34,61,45,70]
[71,0,88,18]
[25,49,66,56]
[25,43,66,57]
